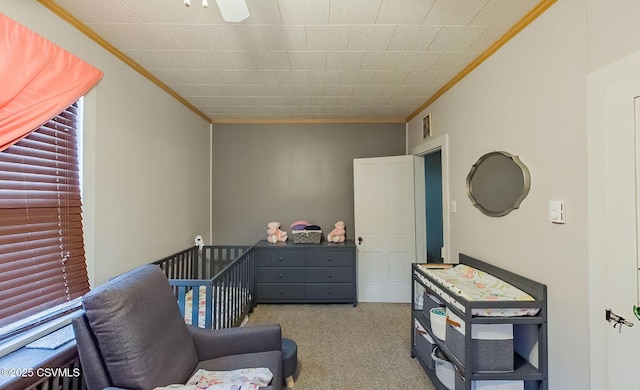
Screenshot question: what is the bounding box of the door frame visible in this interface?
[411,134,450,263]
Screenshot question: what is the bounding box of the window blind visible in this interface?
[0,14,103,152]
[0,102,89,330]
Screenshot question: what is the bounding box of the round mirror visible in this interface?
[466,151,530,217]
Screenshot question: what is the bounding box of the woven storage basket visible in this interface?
[291,229,322,244]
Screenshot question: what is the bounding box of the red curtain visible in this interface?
[0,13,103,152]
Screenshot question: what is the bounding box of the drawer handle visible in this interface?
[278,257,284,262]
[327,273,332,278]
[446,317,462,328]
[327,289,332,295]
[278,289,283,294]
[279,273,284,278]
[327,257,332,262]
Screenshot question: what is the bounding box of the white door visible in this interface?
[603,94,640,389]
[589,68,640,389]
[353,155,417,303]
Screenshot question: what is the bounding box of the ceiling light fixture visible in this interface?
[183,0,249,23]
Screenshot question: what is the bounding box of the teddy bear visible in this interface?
[327,220,346,243]
[267,221,288,244]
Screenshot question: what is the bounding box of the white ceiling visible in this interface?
[45,0,544,123]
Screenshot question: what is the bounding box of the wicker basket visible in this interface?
[291,229,322,244]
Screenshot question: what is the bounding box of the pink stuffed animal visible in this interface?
[267,221,288,243]
[327,220,346,243]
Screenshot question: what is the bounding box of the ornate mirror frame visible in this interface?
[466,151,531,217]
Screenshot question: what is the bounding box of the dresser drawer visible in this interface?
[254,240,357,305]
[257,284,305,300]
[256,251,304,267]
[257,267,304,283]
[304,250,353,267]
[304,267,353,283]
[305,284,353,300]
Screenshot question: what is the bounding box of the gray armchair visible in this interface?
[72,264,282,390]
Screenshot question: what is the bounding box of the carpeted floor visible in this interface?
[245,302,436,390]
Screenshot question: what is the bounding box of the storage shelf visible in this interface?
[411,345,449,390]
[411,256,547,390]
[412,310,543,381]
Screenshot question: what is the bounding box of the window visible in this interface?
[0,101,89,339]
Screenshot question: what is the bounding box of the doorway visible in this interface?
[424,150,443,263]
[411,134,450,264]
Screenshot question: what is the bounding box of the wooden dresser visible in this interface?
[254,240,357,306]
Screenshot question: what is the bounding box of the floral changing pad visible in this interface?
[416,264,539,317]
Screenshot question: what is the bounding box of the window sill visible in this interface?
[0,308,81,359]
[0,311,84,390]
[0,338,79,390]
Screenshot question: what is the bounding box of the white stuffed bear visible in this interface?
[194,235,205,250]
[267,221,288,243]
[327,220,346,243]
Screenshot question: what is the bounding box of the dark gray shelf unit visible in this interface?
[254,239,357,306]
[411,253,548,390]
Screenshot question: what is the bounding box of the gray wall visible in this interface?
[212,123,405,245]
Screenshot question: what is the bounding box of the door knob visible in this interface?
[357,237,363,245]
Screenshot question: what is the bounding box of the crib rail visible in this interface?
[201,246,251,279]
[154,245,255,329]
[153,246,200,280]
[154,246,250,280]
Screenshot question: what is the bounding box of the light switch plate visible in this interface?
[549,200,565,224]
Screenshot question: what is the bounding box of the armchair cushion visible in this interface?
[82,265,199,389]
[188,324,282,361]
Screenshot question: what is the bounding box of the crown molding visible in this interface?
[37,0,212,123]
[405,0,557,123]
